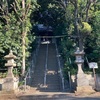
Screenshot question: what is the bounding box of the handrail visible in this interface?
[55,42,65,91]
[24,68,31,91]
[44,43,48,86]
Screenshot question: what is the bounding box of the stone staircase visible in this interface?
[31,44,46,90]
[31,43,61,92]
[46,43,61,92]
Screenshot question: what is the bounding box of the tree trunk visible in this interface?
[74,1,83,51]
[22,0,26,76]
[85,1,91,22]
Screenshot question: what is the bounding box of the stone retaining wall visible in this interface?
[71,74,100,91]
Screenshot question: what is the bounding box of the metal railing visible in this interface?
[24,68,31,90]
[55,42,65,91]
[44,43,48,86]
[24,39,40,91]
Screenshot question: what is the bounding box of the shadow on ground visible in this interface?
[18,94,100,100]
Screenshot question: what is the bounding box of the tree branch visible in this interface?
[14,0,20,10]
[55,0,66,11]
[10,3,22,22]
[70,0,77,6]
[25,3,31,16]
[85,0,93,21]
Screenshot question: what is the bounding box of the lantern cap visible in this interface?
[4,50,16,59]
[74,47,85,55]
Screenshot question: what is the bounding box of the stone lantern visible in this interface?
[74,47,85,74]
[74,47,95,95]
[5,50,16,78]
[2,50,19,92]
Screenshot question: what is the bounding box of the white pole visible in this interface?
[55,42,65,91]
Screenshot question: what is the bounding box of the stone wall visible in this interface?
[0,79,4,90]
[71,74,100,91]
[95,74,100,91]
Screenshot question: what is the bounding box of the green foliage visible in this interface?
[33,0,100,76]
[80,22,92,35]
[0,72,7,78]
[0,0,37,75]
[57,36,76,79]
[13,68,20,77]
[92,11,100,73]
[0,0,100,77]
[18,81,24,87]
[84,10,100,73]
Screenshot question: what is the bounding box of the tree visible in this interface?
[0,0,37,75]
[85,9,100,63]
[0,0,22,70]
[10,0,37,75]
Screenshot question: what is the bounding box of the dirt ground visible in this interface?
[0,90,100,100]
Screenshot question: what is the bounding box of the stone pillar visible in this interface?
[74,47,95,95]
[2,50,19,92]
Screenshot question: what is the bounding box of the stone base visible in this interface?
[77,73,89,86]
[75,86,95,96]
[2,77,19,92]
[0,90,18,94]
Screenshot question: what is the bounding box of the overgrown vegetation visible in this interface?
[0,0,38,77]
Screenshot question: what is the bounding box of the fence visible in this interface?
[24,39,40,91]
[55,41,65,91]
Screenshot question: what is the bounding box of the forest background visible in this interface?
[0,0,100,78]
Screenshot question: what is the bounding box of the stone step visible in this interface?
[31,74,44,77]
